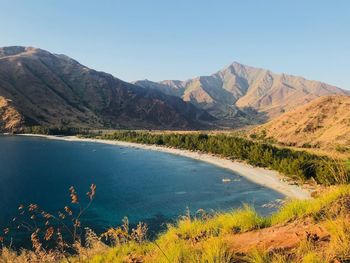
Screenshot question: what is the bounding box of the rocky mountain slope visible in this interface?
[251,95,350,153]
[135,62,348,127]
[0,96,23,131]
[0,46,214,132]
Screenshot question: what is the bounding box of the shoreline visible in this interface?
[18,134,312,200]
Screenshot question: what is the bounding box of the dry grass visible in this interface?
[250,96,350,159]
[2,186,350,262]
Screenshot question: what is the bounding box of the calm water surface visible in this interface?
[0,135,283,244]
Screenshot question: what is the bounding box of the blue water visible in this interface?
[0,135,283,245]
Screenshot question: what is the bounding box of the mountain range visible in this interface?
[0,46,213,132]
[135,63,348,127]
[0,46,349,132]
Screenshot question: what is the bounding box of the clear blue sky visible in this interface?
[1,0,349,89]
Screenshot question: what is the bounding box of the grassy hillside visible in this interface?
[0,96,23,131]
[1,186,350,262]
[250,95,350,158]
[79,186,350,263]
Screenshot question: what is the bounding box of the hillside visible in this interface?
[2,185,350,262]
[251,95,350,154]
[0,46,213,132]
[135,63,348,127]
[0,96,23,131]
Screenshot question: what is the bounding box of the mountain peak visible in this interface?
[222,61,266,73]
[135,62,348,127]
[0,46,51,59]
[0,46,27,58]
[229,61,247,68]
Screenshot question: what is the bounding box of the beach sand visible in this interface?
[20,134,312,200]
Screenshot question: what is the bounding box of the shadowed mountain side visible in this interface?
[0,46,215,132]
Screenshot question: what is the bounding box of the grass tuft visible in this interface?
[270,185,350,225]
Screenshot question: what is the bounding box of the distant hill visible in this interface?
[135,62,348,127]
[250,95,350,153]
[0,46,214,132]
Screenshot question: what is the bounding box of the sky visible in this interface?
[0,0,349,89]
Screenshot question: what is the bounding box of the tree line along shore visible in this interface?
[77,130,350,186]
[14,126,350,185]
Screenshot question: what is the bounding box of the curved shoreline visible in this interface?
[19,134,312,200]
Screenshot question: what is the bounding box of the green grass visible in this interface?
[3,186,350,262]
[270,185,350,225]
[346,160,350,170]
[301,252,323,263]
[82,186,350,263]
[158,205,265,245]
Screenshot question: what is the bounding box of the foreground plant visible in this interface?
[0,184,96,261]
[85,186,350,263]
[2,186,350,262]
[0,184,153,263]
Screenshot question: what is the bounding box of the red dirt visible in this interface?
[225,218,330,255]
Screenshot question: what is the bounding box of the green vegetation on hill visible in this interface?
[82,131,350,185]
[23,126,91,136]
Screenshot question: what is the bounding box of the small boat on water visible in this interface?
[222,178,231,183]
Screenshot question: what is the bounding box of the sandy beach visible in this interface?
[19,134,312,200]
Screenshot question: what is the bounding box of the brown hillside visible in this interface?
[251,95,350,152]
[0,96,23,132]
[0,46,214,131]
[135,63,349,127]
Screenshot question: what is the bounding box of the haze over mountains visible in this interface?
[0,46,213,132]
[0,46,349,132]
[135,63,348,126]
